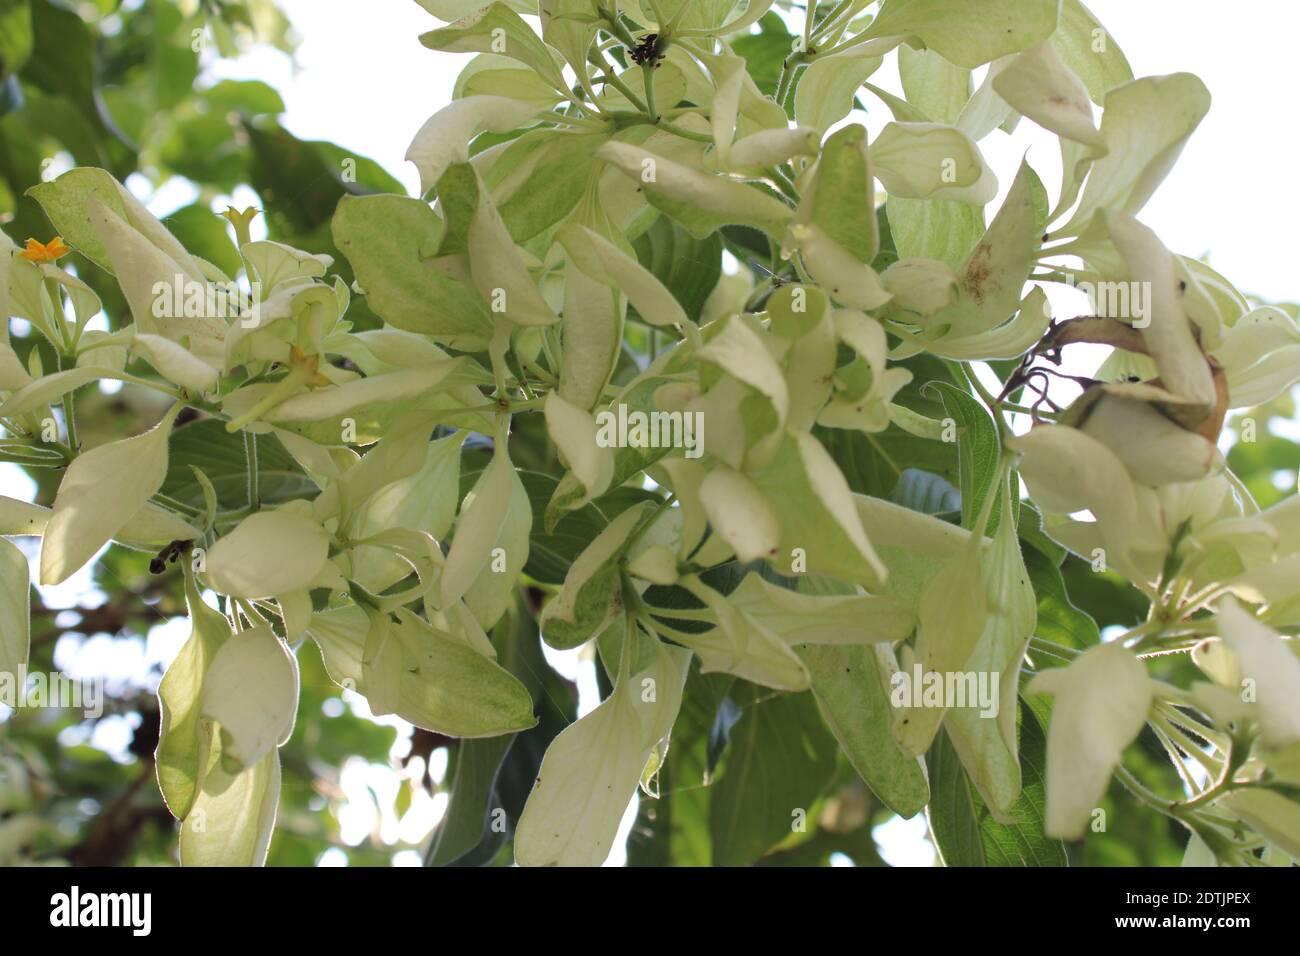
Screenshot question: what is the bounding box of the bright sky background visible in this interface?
[5,0,1299,867]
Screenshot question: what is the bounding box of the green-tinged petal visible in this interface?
[331,194,493,349]
[180,741,280,867]
[729,573,915,645]
[441,432,516,609]
[407,94,542,196]
[263,360,469,423]
[1104,210,1217,413]
[544,393,614,509]
[795,49,887,136]
[1216,789,1300,859]
[1075,390,1220,485]
[871,122,995,203]
[795,124,878,264]
[460,164,560,327]
[801,642,930,817]
[668,578,810,691]
[864,0,1060,69]
[515,636,690,866]
[200,624,299,772]
[944,479,1036,818]
[993,41,1102,146]
[750,430,888,588]
[597,141,793,239]
[1010,423,1166,573]
[461,463,530,630]
[204,505,331,599]
[156,567,230,819]
[881,259,958,316]
[1027,641,1152,839]
[699,465,780,564]
[557,223,690,330]
[558,254,623,409]
[540,501,652,649]
[0,538,30,685]
[1214,597,1300,750]
[40,404,181,585]
[419,3,566,91]
[898,46,972,125]
[1051,0,1133,104]
[309,606,536,736]
[29,167,205,280]
[133,333,219,394]
[1058,74,1210,234]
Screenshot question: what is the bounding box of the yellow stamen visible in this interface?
[20,236,71,263]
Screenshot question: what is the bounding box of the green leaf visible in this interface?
[22,0,112,138]
[924,381,1001,532]
[309,606,538,737]
[1025,547,1101,653]
[865,0,1060,69]
[243,121,404,277]
[928,704,1067,866]
[203,78,286,116]
[631,217,722,323]
[332,194,493,348]
[708,686,839,866]
[626,667,732,866]
[426,735,514,866]
[0,0,33,81]
[161,420,316,513]
[732,19,789,97]
[801,643,929,817]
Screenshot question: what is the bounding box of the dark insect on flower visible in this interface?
[630,33,664,67]
[150,539,193,575]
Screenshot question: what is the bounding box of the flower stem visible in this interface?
[244,430,260,511]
